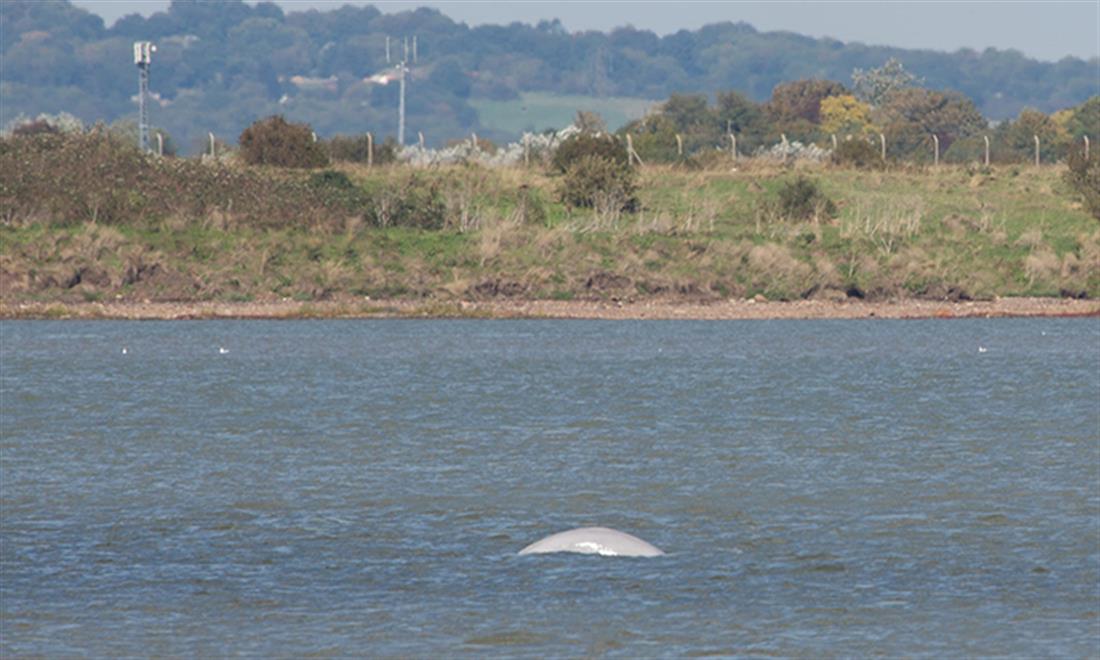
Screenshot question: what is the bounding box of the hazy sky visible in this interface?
[70,1,1100,62]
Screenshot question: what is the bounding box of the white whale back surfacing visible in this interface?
[518,527,664,557]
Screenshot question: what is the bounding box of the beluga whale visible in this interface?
[518,527,664,557]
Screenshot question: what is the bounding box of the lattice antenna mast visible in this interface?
[133,42,155,152]
[394,35,419,146]
[398,37,408,145]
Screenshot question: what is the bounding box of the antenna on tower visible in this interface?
[412,36,418,63]
[385,36,390,64]
[133,41,156,153]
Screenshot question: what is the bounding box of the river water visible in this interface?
[1,319,1097,656]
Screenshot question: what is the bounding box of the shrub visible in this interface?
[513,184,547,225]
[831,138,883,169]
[308,170,369,214]
[550,132,630,174]
[365,173,446,229]
[325,134,398,165]
[1065,147,1100,220]
[0,131,361,229]
[775,177,837,221]
[239,115,328,168]
[558,155,638,211]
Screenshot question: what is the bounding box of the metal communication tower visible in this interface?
[388,36,418,146]
[133,42,155,152]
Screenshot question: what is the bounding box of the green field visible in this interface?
[471,92,658,135]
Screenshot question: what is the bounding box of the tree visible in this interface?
[1062,96,1099,142]
[767,79,848,124]
[715,90,769,151]
[852,57,922,107]
[874,88,985,158]
[996,108,1065,163]
[819,94,875,137]
[574,110,606,134]
[661,94,712,132]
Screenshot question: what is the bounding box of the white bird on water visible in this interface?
[218,347,229,354]
[978,346,988,353]
[121,347,128,355]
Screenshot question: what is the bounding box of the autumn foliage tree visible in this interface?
[819,94,875,137]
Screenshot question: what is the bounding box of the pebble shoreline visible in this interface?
[3,297,1097,320]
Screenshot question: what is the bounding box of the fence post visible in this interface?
[209,132,216,158]
[367,132,373,168]
[1085,135,1090,160]
[312,131,317,143]
[983,135,990,167]
[156,132,163,157]
[523,133,530,167]
[676,133,683,158]
[1033,134,1040,166]
[729,133,737,161]
[626,133,644,167]
[932,134,939,166]
[831,133,837,150]
[879,133,886,161]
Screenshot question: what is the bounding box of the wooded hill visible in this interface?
[2,0,1097,153]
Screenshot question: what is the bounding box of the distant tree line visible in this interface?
[2,0,1097,153]
[618,61,1099,165]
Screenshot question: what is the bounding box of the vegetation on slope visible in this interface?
[2,130,1097,306]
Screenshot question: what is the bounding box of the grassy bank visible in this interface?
[2,150,1097,306]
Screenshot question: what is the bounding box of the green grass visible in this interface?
[471,92,658,135]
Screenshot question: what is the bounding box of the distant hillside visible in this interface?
[2,0,1096,152]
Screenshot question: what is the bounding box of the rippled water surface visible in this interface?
[2,319,1098,656]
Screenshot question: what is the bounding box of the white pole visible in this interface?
[676,134,683,158]
[729,133,737,161]
[1034,134,1040,166]
[471,132,478,151]
[932,134,939,166]
[209,132,216,158]
[1084,135,1090,160]
[418,131,425,149]
[156,132,163,157]
[397,61,406,145]
[367,132,373,168]
[831,133,837,150]
[879,132,886,161]
[983,135,990,166]
[523,133,530,167]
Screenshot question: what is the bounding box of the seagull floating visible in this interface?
[121,347,128,355]
[978,346,988,353]
[218,347,229,354]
